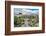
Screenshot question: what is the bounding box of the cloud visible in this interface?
[14,8,39,14]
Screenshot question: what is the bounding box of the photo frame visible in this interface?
[5,1,45,35]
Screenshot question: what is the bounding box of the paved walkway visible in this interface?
[21,18,30,27]
[21,18,39,27]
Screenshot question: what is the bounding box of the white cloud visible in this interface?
[14,8,39,14]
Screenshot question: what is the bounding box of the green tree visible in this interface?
[14,16,19,27]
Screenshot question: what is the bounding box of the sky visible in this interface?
[14,8,39,14]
